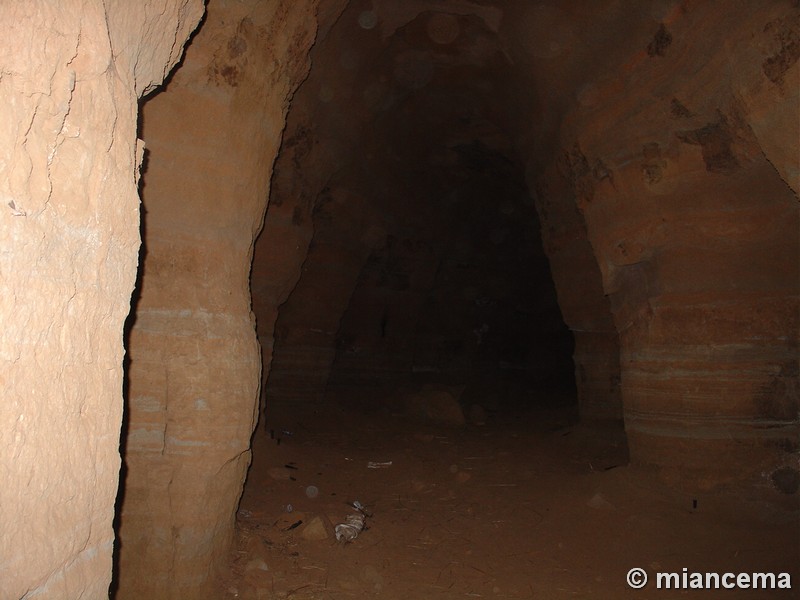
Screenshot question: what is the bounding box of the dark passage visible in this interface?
[228,2,799,599]
[253,3,575,423]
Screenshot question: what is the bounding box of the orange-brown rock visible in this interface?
[518,1,798,480]
[2,2,797,598]
[120,1,320,597]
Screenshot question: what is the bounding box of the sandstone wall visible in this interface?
[266,188,382,404]
[515,1,799,485]
[249,1,351,420]
[120,1,320,597]
[327,235,439,391]
[530,160,622,420]
[250,103,335,414]
[0,1,202,598]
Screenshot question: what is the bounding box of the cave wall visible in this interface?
[260,0,798,492]
[266,187,384,404]
[527,157,622,420]
[120,0,320,596]
[328,234,439,391]
[0,1,203,597]
[253,3,384,411]
[4,2,795,598]
[508,1,799,484]
[249,1,352,419]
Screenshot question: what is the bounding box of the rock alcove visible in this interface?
[1,1,797,598]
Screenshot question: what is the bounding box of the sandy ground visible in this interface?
[220,391,800,599]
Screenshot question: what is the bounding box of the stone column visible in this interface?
[119,1,320,597]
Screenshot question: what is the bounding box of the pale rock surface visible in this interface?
[301,515,332,541]
[0,1,202,598]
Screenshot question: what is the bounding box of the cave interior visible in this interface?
[0,1,797,599]
[128,1,800,597]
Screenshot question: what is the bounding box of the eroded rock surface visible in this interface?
[0,1,202,598]
[510,1,799,481]
[120,1,320,597]
[260,0,798,490]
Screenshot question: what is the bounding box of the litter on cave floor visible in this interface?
[220,394,800,599]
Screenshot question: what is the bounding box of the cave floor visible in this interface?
[222,392,799,599]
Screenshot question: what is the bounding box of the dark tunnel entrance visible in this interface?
[263,137,577,421]
[251,2,577,426]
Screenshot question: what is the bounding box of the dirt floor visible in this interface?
[220,390,800,599]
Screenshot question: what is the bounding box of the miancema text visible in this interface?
[657,569,792,590]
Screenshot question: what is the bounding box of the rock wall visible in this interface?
[533,160,622,419]
[120,0,320,597]
[521,143,623,420]
[250,101,337,413]
[6,2,794,598]
[0,1,202,598]
[510,1,799,484]
[328,234,439,391]
[249,1,351,420]
[266,188,382,404]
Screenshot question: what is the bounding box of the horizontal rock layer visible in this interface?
[522,1,799,482]
[120,1,320,597]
